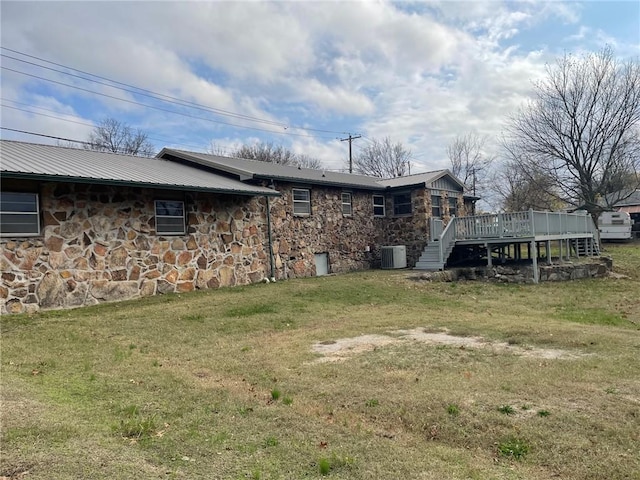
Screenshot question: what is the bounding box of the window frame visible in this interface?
[448,196,458,217]
[155,199,186,235]
[0,192,40,237]
[341,192,353,216]
[431,194,442,218]
[292,188,311,216]
[392,192,412,216]
[372,195,386,217]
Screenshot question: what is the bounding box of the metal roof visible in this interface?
[0,140,277,196]
[606,189,640,207]
[377,169,465,190]
[158,149,472,195]
[158,148,386,190]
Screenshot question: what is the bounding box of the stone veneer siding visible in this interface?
[268,183,380,278]
[1,182,269,314]
[380,189,469,267]
[1,180,469,314]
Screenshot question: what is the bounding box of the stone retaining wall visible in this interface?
[417,257,613,283]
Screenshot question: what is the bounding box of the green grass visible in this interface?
[1,244,639,479]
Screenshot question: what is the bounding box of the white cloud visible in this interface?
[1,0,636,183]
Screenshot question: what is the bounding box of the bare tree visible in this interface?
[493,158,566,212]
[232,142,322,169]
[447,132,494,196]
[85,118,155,157]
[503,47,640,216]
[353,137,411,178]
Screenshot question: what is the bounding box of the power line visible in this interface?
[3,66,339,140]
[0,99,223,152]
[1,127,92,145]
[1,47,353,136]
[1,52,287,128]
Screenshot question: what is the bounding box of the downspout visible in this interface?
[266,182,276,281]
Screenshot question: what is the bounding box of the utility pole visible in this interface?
[340,134,361,173]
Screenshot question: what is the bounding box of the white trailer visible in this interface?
[598,211,632,241]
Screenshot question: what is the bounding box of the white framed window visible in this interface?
[393,192,412,216]
[431,194,442,218]
[0,192,40,237]
[373,195,385,217]
[292,188,311,215]
[341,192,352,216]
[448,196,458,217]
[155,200,185,235]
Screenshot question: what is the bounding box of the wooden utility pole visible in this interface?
[340,134,361,173]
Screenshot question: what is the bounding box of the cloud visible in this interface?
[1,0,635,182]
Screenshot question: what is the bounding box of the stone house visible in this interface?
[1,140,473,313]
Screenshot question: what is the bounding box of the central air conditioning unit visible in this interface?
[381,245,407,269]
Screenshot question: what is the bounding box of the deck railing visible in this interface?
[454,210,597,241]
[439,215,457,265]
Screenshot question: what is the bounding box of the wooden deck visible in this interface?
[415,210,600,282]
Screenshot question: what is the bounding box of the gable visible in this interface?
[429,175,463,192]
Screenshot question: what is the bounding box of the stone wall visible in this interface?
[1,182,269,314]
[1,179,462,313]
[417,257,613,283]
[379,190,469,267]
[268,184,380,278]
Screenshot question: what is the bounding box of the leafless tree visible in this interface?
[85,118,155,157]
[232,142,322,169]
[493,158,566,212]
[447,132,494,196]
[353,137,411,178]
[502,47,640,216]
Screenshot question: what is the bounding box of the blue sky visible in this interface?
[1,1,638,174]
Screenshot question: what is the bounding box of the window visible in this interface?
[292,188,311,215]
[431,195,442,218]
[448,197,458,217]
[373,195,385,217]
[393,193,412,216]
[341,192,352,216]
[155,200,185,235]
[0,192,40,236]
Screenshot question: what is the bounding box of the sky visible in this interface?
[1,1,639,175]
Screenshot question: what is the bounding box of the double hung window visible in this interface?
[373,195,385,217]
[431,195,442,218]
[293,188,311,215]
[341,193,352,216]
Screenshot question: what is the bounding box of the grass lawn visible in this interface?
[2,244,639,479]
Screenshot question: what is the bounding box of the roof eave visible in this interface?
[252,173,384,190]
[0,172,280,197]
[159,149,256,181]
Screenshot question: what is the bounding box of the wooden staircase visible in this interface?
[414,240,455,271]
[571,238,601,257]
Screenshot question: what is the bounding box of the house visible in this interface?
[1,140,473,314]
[606,188,640,228]
[157,148,476,274]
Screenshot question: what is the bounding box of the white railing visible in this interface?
[439,216,457,265]
[454,210,597,240]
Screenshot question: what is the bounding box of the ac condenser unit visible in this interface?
[381,245,407,269]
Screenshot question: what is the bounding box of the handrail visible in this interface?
[454,210,597,241]
[439,216,457,265]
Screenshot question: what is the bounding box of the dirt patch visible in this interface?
[311,334,401,363]
[311,327,588,363]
